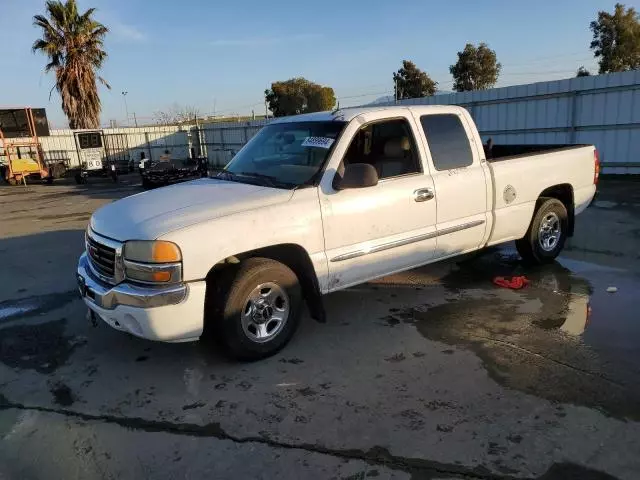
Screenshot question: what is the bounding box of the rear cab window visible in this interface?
[420,114,473,171]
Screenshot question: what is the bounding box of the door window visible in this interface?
[342,118,421,179]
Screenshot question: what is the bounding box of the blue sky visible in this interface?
[0,0,611,127]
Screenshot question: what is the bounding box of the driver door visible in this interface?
[318,110,438,291]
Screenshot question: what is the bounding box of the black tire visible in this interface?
[516,198,568,264]
[207,258,302,361]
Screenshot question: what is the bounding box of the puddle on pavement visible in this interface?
[0,305,35,320]
[0,318,85,374]
[0,291,78,323]
[385,248,640,420]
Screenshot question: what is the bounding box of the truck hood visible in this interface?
[90,178,293,241]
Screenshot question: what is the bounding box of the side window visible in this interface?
[420,114,473,171]
[342,118,421,179]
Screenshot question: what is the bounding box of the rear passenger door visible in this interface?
[413,112,489,257]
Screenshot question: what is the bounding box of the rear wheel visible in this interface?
[516,198,568,264]
[207,258,302,361]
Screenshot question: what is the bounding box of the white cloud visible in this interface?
[109,21,146,42]
[210,33,321,47]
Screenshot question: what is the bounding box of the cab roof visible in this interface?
[269,105,467,124]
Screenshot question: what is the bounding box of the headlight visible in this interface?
[124,240,181,263]
[123,240,182,284]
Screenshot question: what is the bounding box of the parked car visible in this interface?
[140,156,207,188]
[77,105,598,360]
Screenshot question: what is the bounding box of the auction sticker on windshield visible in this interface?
[301,137,335,149]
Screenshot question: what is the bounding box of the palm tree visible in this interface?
[33,0,109,129]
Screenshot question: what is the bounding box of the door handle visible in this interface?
[414,188,434,202]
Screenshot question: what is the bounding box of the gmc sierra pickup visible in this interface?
[77,105,598,360]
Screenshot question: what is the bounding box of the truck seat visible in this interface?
[376,137,413,178]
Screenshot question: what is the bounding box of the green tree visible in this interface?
[590,3,640,73]
[265,78,336,117]
[33,0,109,129]
[393,60,437,100]
[449,43,501,92]
[576,66,592,77]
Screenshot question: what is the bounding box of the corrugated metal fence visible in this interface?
[199,119,269,167]
[383,69,640,174]
[2,71,637,174]
[197,70,639,173]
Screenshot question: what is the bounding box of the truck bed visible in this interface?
[486,144,591,162]
[485,144,597,247]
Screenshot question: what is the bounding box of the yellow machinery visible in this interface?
[0,107,50,185]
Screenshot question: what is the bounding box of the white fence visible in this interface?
[197,70,640,173]
[382,69,640,174]
[1,71,638,174]
[1,125,191,169]
[199,119,269,167]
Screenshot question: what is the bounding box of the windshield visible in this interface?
[218,121,346,188]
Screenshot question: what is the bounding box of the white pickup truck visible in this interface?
[77,106,598,360]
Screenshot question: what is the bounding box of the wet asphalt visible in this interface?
[0,177,639,479]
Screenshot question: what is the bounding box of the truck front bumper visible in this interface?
[77,253,206,342]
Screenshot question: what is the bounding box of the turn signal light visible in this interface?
[151,271,172,282]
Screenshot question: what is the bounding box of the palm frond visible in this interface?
[33,0,109,128]
[97,76,111,89]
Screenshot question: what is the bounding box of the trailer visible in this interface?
[0,107,51,185]
[68,130,133,184]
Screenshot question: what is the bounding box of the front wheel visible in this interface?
[516,198,568,264]
[207,258,302,361]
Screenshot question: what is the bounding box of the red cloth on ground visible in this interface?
[493,276,529,289]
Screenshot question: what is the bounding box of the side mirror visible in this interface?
[335,163,378,190]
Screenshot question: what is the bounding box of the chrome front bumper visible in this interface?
[77,253,187,310]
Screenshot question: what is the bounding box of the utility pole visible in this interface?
[121,91,130,126]
[264,99,268,119]
[132,112,138,127]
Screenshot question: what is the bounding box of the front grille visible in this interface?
[87,234,116,279]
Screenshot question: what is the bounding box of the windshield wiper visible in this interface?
[237,171,280,187]
[211,168,293,189]
[211,169,243,183]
